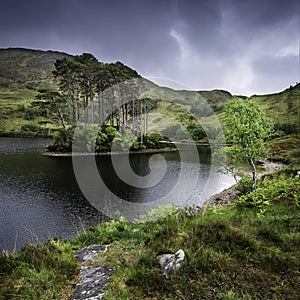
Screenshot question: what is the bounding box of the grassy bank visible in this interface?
[0,88,55,137]
[0,136,299,299]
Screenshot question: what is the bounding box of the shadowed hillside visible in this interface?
[0,48,73,89]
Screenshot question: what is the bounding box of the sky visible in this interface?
[0,0,299,96]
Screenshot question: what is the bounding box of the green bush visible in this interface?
[187,122,206,140]
[237,175,300,211]
[21,123,41,132]
[236,176,253,194]
[48,127,74,152]
[24,108,37,120]
[142,133,164,149]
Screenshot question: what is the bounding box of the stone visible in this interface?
[157,249,185,279]
[70,266,114,300]
[75,245,108,263]
[71,245,112,300]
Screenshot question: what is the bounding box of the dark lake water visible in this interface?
[0,138,235,251]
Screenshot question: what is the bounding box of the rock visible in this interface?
[75,245,108,263]
[71,245,113,300]
[157,249,185,279]
[70,266,114,300]
[204,185,240,207]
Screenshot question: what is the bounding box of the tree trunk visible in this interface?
[68,83,73,124]
[57,108,67,133]
[248,156,257,191]
[90,84,94,124]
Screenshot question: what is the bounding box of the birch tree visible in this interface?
[223,97,273,191]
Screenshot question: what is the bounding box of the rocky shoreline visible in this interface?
[205,159,285,208]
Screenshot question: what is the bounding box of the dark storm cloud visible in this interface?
[0,0,298,95]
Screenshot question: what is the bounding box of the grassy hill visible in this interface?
[0,48,299,138]
[0,48,73,136]
[250,84,300,134]
[0,48,72,89]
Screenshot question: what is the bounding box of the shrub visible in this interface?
[236,177,253,194]
[24,108,37,120]
[236,175,300,211]
[21,123,41,132]
[187,122,206,140]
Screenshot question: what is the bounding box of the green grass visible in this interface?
[0,240,78,300]
[250,84,300,133]
[268,134,300,168]
[0,88,54,136]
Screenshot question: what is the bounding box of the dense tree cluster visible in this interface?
[51,53,140,127]
[35,53,162,152]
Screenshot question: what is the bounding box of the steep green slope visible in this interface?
[0,48,72,89]
[250,84,300,134]
[0,48,73,136]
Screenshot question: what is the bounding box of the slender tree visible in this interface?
[223,97,273,191]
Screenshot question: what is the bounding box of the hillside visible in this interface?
[0,48,299,138]
[0,48,73,89]
[250,84,300,134]
[0,48,140,136]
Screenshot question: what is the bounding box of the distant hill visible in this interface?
[250,84,300,134]
[0,48,73,89]
[0,47,298,137]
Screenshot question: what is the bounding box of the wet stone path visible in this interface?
[70,245,113,300]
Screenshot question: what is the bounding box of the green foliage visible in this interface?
[24,107,37,120]
[143,132,164,149]
[48,127,74,152]
[113,129,138,151]
[0,239,77,299]
[237,175,300,212]
[136,204,179,223]
[236,176,253,194]
[223,97,274,190]
[49,124,167,153]
[224,97,274,161]
[186,122,206,141]
[274,122,299,135]
[20,123,42,133]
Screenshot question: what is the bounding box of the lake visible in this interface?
[0,138,235,251]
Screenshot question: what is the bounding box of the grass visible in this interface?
[250,84,300,131]
[0,157,299,299]
[0,240,78,300]
[267,134,300,168]
[0,88,54,136]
